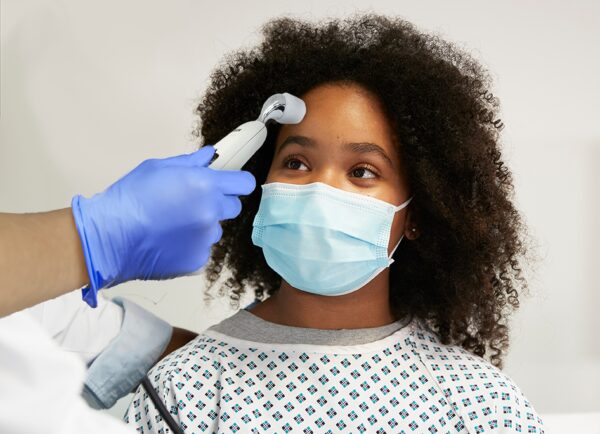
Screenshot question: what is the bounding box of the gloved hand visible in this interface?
[71,146,255,307]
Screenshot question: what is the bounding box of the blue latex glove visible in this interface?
[71,146,255,307]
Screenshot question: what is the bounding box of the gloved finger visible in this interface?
[211,224,223,244]
[219,195,242,220]
[213,170,256,195]
[188,248,211,276]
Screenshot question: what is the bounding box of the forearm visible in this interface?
[0,208,88,317]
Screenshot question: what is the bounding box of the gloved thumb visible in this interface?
[187,145,216,167]
[156,145,216,168]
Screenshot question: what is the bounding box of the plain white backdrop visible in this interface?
[2,0,599,428]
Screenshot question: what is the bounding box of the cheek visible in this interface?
[387,212,407,254]
[265,164,278,183]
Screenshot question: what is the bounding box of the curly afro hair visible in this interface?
[194,15,529,368]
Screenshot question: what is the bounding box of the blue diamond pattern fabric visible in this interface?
[123,318,544,433]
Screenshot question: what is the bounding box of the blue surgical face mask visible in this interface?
[251,182,413,296]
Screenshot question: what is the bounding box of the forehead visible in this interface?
[276,83,398,151]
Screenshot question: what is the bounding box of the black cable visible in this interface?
[141,376,185,434]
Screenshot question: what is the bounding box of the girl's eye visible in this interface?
[284,157,309,171]
[351,166,378,179]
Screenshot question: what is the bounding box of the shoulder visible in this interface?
[124,333,229,432]
[407,320,545,433]
[147,332,228,389]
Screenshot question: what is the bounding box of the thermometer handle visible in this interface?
[208,121,267,170]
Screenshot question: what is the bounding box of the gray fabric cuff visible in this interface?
[82,297,172,409]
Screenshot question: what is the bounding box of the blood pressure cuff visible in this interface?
[81,297,173,409]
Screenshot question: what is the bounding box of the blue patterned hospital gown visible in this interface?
[124,312,544,433]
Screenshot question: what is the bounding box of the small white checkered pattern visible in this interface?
[124,318,543,433]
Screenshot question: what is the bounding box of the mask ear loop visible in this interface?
[394,195,413,212]
[388,196,414,265]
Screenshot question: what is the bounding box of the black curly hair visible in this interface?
[194,15,529,368]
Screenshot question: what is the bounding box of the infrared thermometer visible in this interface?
[208,93,306,170]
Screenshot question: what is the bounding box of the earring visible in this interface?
[411,228,417,232]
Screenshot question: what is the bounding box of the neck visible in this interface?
[247,270,397,329]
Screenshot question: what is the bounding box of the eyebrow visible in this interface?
[277,135,394,168]
[277,135,317,152]
[343,142,394,168]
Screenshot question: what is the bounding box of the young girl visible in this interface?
[125,15,544,433]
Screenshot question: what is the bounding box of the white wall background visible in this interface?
[2,0,599,425]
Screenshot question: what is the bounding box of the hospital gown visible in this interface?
[124,308,544,433]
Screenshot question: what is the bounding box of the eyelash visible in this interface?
[282,154,305,170]
[282,154,380,179]
[352,165,379,179]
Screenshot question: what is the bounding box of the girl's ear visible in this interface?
[404,208,421,240]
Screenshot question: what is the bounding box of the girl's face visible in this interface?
[266,82,414,254]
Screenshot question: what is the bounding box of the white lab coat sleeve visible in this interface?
[25,289,125,364]
[0,311,134,434]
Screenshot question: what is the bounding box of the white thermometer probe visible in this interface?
[208,93,306,170]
